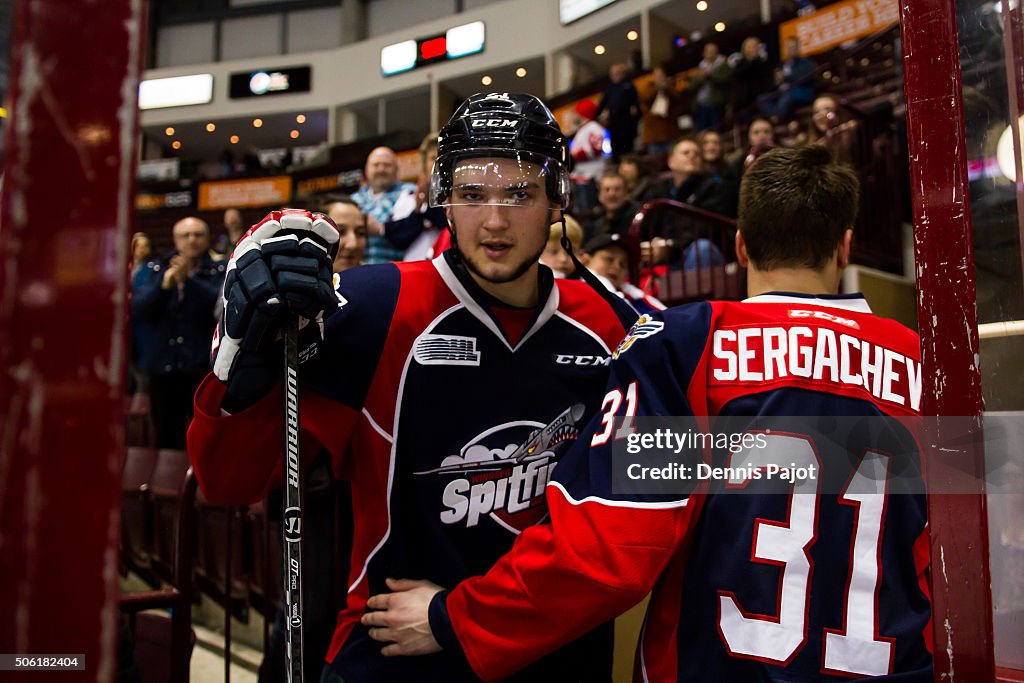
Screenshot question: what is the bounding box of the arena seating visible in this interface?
[629,199,744,306]
[120,466,198,683]
[121,446,159,586]
[150,449,193,585]
[194,490,250,681]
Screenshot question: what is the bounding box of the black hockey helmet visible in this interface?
[429,92,571,209]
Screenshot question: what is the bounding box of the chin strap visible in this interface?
[559,213,639,328]
[446,216,462,263]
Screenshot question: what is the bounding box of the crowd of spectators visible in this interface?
[130,32,874,438]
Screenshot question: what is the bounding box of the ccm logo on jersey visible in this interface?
[472,118,517,129]
[788,309,859,329]
[555,354,610,367]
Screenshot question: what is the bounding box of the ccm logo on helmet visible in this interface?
[472,118,517,129]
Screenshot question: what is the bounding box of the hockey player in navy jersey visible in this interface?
[187,92,636,682]
[361,145,934,682]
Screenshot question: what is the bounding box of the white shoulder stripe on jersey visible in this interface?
[433,255,511,350]
[547,481,690,509]
[361,407,393,444]
[432,253,561,352]
[553,310,612,355]
[512,284,559,351]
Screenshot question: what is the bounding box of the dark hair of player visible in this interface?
[738,145,860,270]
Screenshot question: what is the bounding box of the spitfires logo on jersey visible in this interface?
[614,314,664,358]
[416,404,586,534]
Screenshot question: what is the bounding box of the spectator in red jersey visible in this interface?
[569,98,609,216]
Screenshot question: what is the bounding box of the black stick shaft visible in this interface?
[283,317,304,683]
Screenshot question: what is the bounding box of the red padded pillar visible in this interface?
[0,0,147,679]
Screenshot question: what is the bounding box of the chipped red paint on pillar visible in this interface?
[898,0,996,680]
[0,0,147,679]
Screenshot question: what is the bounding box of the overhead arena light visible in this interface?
[559,0,619,25]
[380,40,418,76]
[139,74,214,110]
[446,21,485,58]
[381,21,486,76]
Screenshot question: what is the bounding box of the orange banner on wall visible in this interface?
[396,149,422,182]
[198,176,293,210]
[779,0,898,57]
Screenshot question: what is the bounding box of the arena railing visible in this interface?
[627,199,745,306]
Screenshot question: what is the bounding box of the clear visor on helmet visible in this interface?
[429,151,570,210]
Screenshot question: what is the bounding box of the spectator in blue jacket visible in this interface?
[595,63,641,161]
[131,217,226,448]
[759,36,817,122]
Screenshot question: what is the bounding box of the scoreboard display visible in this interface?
[381,21,485,77]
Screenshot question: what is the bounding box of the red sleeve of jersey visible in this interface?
[187,372,359,504]
[555,279,631,349]
[444,487,700,681]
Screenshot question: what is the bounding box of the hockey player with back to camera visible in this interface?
[187,92,637,682]
[361,145,934,682]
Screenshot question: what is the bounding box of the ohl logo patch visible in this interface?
[416,404,585,534]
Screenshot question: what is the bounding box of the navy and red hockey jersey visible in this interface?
[430,293,933,682]
[187,251,633,682]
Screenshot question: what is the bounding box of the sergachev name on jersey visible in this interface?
[440,459,554,528]
[710,321,922,411]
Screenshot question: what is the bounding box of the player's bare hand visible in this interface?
[361,578,444,656]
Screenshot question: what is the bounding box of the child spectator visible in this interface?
[540,215,584,278]
[582,233,666,313]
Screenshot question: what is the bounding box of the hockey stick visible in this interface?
[282,316,304,683]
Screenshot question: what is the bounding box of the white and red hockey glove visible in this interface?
[212,208,340,410]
